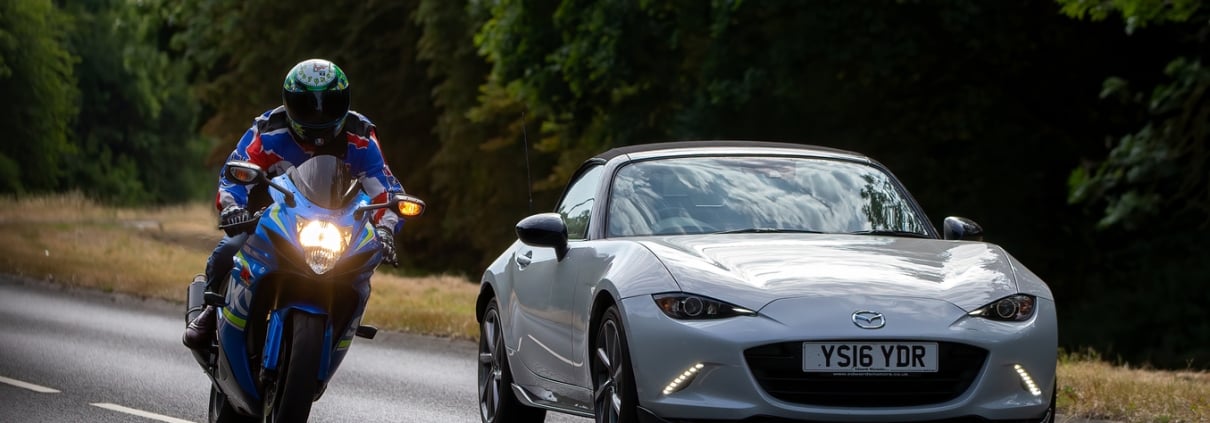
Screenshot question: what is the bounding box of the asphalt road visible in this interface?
[0,275,1109,423]
[0,276,588,423]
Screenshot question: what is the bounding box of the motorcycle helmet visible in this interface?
[282,58,350,146]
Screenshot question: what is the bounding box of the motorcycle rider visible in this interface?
[184,58,406,350]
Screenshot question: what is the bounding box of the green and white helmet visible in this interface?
[282,58,350,146]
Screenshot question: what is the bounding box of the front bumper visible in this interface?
[619,294,1057,422]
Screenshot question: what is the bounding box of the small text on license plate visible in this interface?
[802,342,938,373]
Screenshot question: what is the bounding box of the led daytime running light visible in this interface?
[663,363,705,395]
[1014,364,1042,396]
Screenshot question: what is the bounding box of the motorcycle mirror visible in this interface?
[224,161,267,185]
[394,194,426,217]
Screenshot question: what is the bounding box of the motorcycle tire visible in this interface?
[209,385,256,423]
[262,311,324,423]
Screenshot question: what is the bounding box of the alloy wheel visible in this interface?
[479,307,504,421]
[593,319,623,423]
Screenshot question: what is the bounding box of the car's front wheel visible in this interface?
[479,298,546,423]
[592,305,638,423]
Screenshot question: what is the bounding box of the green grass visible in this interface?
[1,193,1206,422]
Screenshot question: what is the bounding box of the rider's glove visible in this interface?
[219,206,252,236]
[376,226,399,268]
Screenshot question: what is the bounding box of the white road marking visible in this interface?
[90,403,195,423]
[0,375,60,393]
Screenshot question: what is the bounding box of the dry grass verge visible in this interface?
[0,193,479,339]
[1058,350,1208,422]
[2,194,1206,421]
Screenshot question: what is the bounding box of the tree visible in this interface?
[417,0,560,270]
[62,0,210,204]
[1057,0,1210,368]
[1061,0,1209,229]
[0,0,78,194]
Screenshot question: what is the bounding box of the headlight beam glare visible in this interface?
[298,220,347,275]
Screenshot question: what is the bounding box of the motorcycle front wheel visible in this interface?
[262,311,324,423]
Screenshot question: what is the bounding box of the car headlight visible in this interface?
[653,293,755,319]
[298,220,347,274]
[968,294,1036,321]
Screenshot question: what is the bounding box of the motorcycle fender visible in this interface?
[262,306,334,382]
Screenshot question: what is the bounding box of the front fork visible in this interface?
[261,307,333,382]
[260,307,335,401]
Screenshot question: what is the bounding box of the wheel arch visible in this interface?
[587,289,619,350]
[476,281,496,323]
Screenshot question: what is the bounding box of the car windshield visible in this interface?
[606,156,930,237]
[289,155,356,210]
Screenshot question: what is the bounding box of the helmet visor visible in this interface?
[291,119,346,143]
[284,89,350,127]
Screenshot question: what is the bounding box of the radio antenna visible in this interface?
[520,110,534,214]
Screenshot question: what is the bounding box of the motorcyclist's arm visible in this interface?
[351,128,405,233]
[216,123,284,211]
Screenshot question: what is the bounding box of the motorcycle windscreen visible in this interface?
[289,155,356,210]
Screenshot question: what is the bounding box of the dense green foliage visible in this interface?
[0,0,209,203]
[1061,0,1209,230]
[6,0,1206,368]
[1056,0,1210,368]
[0,0,77,193]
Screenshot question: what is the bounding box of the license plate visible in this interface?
[802,342,938,373]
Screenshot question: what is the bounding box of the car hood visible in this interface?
[636,234,1019,312]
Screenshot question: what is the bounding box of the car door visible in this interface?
[514,165,604,384]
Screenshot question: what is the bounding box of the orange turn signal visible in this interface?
[398,201,424,217]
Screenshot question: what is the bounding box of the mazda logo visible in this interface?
[852,311,885,329]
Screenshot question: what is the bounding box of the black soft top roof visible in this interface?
[592,140,866,162]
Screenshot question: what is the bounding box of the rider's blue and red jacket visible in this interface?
[216,106,405,231]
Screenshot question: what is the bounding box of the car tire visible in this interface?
[479,298,547,423]
[592,305,639,423]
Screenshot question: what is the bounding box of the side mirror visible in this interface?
[943,216,984,241]
[393,194,426,218]
[224,160,295,207]
[224,161,267,185]
[516,213,569,261]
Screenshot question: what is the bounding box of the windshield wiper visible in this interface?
[845,230,930,238]
[714,228,825,234]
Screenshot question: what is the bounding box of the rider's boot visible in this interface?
[183,306,217,350]
[183,274,217,350]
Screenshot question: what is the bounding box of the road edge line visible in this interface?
[0,375,60,393]
[90,403,195,423]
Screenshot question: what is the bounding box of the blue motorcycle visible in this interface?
[185,155,425,422]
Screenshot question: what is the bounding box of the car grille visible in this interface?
[743,341,988,407]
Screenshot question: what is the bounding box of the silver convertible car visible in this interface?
[477,141,1056,423]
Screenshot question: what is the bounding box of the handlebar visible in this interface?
[218,208,267,236]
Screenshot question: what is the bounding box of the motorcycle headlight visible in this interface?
[298,220,347,274]
[653,293,755,320]
[969,294,1036,322]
